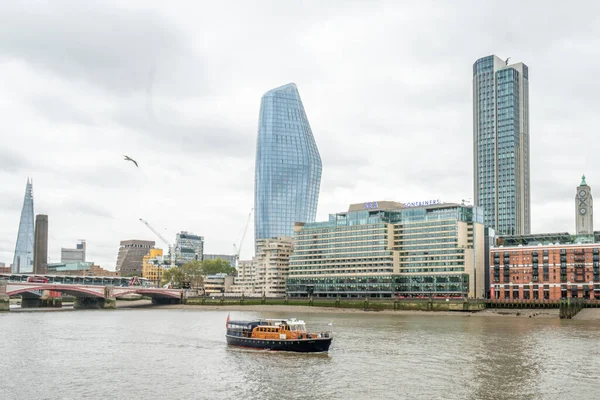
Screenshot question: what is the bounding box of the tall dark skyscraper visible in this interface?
[254,83,322,246]
[473,55,531,235]
[33,214,48,275]
[12,179,35,273]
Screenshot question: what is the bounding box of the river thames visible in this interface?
[1,308,600,399]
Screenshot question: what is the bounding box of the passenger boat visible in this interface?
[225,315,333,353]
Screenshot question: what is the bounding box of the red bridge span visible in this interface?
[1,282,184,310]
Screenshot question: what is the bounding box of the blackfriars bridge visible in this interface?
[0,279,186,311]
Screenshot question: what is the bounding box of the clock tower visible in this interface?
[576,175,593,235]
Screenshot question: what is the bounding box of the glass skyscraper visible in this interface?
[473,55,530,235]
[254,83,322,245]
[12,179,35,273]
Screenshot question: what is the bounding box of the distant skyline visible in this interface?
[1,1,600,268]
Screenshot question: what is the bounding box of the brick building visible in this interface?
[490,177,599,301]
[491,238,600,300]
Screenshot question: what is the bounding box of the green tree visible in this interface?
[162,261,205,289]
[181,260,204,290]
[201,259,236,276]
[161,266,185,288]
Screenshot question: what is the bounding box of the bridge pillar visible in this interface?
[20,292,42,308]
[0,281,9,312]
[73,286,116,310]
[73,297,104,309]
[40,291,62,308]
[103,285,116,309]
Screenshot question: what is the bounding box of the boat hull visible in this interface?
[226,335,332,353]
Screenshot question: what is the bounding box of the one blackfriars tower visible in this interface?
[473,55,531,235]
[254,83,322,247]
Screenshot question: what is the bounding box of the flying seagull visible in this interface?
[124,155,138,167]
[505,57,511,65]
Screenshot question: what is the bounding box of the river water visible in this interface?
[1,308,600,400]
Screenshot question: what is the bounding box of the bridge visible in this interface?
[0,281,184,311]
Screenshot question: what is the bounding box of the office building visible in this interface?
[115,240,155,276]
[175,231,204,265]
[142,248,165,287]
[12,179,35,273]
[490,178,600,300]
[46,262,117,277]
[61,240,86,263]
[473,55,530,235]
[0,262,10,274]
[33,214,48,275]
[254,83,322,246]
[287,201,486,298]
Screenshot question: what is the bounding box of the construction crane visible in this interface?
[139,218,175,269]
[233,208,253,266]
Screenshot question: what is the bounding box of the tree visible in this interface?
[162,261,204,290]
[181,260,204,290]
[201,259,236,276]
[161,266,185,288]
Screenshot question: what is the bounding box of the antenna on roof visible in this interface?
[505,57,511,65]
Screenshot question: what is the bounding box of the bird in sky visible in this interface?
[505,57,511,65]
[124,155,138,167]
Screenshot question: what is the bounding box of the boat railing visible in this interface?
[305,331,332,339]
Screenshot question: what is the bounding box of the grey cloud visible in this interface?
[0,1,201,96]
[114,105,256,159]
[2,1,600,266]
[28,96,97,126]
[0,149,31,173]
[65,201,113,219]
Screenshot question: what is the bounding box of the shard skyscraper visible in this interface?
[12,179,35,273]
[254,83,322,246]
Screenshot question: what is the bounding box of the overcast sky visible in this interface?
[1,0,600,269]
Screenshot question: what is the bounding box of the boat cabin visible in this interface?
[227,318,323,340]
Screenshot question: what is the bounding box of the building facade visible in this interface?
[142,248,165,287]
[175,231,204,265]
[490,240,600,300]
[229,259,257,296]
[254,83,322,246]
[12,179,35,273]
[0,263,11,274]
[33,214,48,275]
[473,55,530,235]
[46,262,117,277]
[253,237,293,297]
[287,201,486,299]
[491,178,600,300]
[115,240,155,276]
[228,238,293,297]
[576,175,593,236]
[204,273,235,296]
[61,240,86,263]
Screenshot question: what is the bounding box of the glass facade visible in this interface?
[12,179,35,273]
[473,55,530,235]
[254,83,322,246]
[175,231,204,264]
[287,203,485,298]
